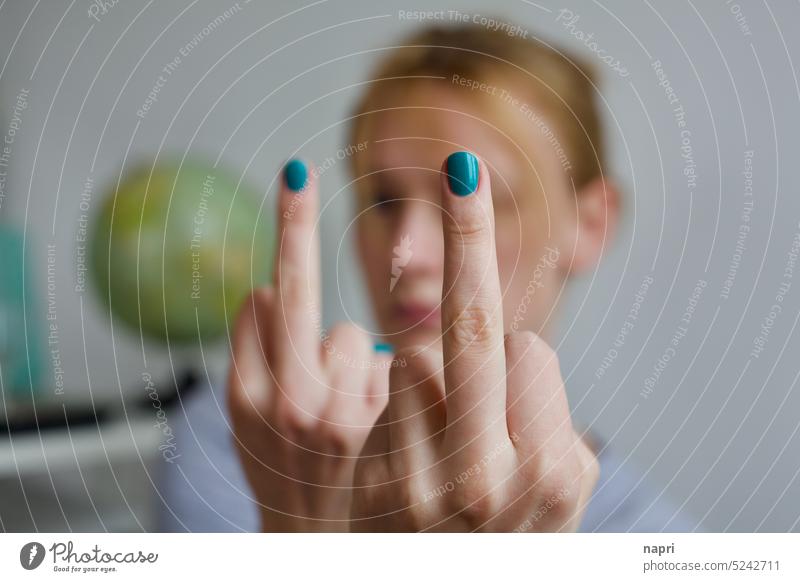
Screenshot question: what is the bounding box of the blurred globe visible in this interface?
[90,159,272,344]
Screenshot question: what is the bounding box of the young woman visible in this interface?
[160,24,694,532]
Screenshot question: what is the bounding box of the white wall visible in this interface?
[1,0,798,531]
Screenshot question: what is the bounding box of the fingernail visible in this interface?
[446,151,479,196]
[284,159,308,192]
[373,342,394,354]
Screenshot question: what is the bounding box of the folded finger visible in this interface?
[504,332,573,449]
[386,346,446,467]
[228,288,274,414]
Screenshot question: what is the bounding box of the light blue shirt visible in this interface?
[157,377,697,532]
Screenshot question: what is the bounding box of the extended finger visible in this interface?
[271,159,323,384]
[439,152,508,449]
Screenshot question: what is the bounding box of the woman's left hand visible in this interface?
[227,162,389,532]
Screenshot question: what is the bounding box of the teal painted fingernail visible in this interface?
[374,342,393,354]
[446,151,479,196]
[284,159,307,192]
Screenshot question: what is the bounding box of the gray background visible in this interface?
[0,0,798,532]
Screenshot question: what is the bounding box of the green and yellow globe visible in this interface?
[90,159,272,344]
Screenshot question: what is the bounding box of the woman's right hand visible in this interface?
[227,160,389,532]
[350,153,598,532]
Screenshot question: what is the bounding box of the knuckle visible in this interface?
[526,334,559,366]
[227,385,255,419]
[544,483,579,523]
[450,480,503,525]
[504,330,538,357]
[327,322,368,347]
[532,480,575,525]
[273,364,302,393]
[236,290,258,318]
[446,304,498,351]
[233,289,266,333]
[390,346,442,388]
[396,476,434,530]
[508,332,560,378]
[228,398,270,445]
[409,346,443,376]
[398,475,425,509]
[273,400,319,437]
[227,394,252,429]
[355,461,430,530]
[392,344,426,364]
[531,455,581,521]
[388,355,415,396]
[583,451,601,487]
[326,322,371,359]
[315,423,352,456]
[227,374,270,421]
[250,286,274,310]
[531,447,565,480]
[444,212,491,244]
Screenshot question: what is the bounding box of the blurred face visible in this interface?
[353,82,580,350]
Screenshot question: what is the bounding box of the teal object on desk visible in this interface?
[0,226,42,399]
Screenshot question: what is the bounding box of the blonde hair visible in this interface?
[348,24,605,190]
